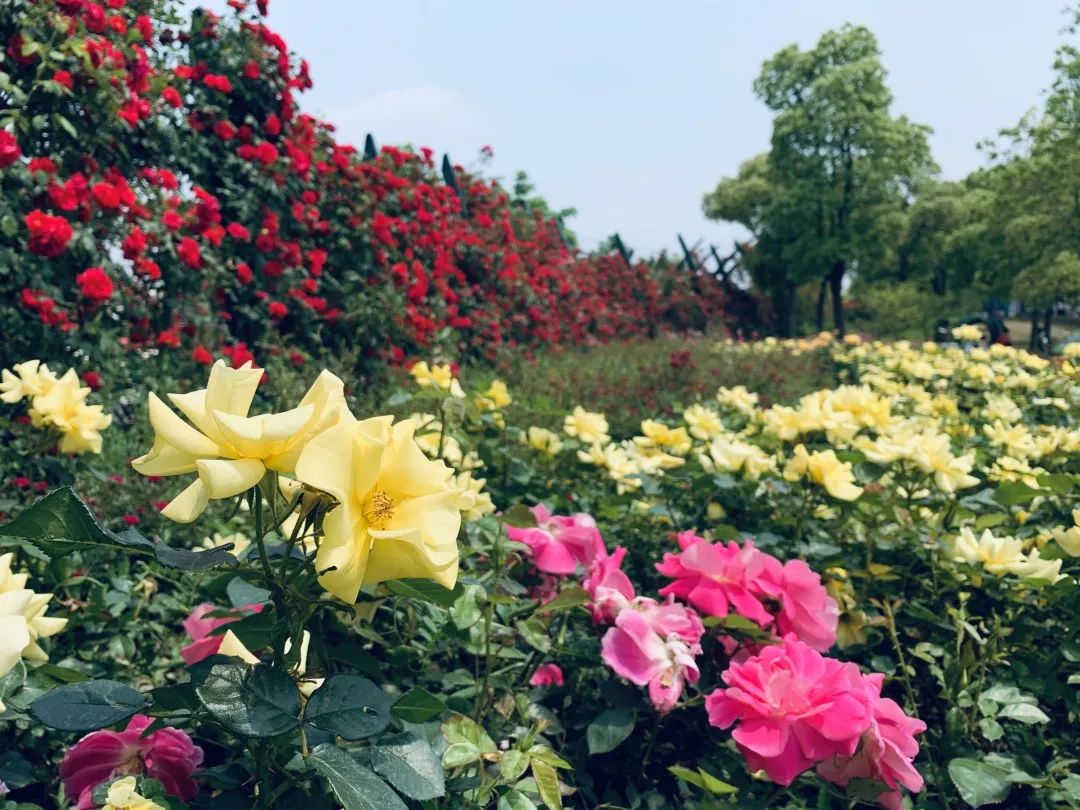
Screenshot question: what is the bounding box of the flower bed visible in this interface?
[0,335,1078,809]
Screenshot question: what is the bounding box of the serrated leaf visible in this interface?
[536,586,589,613]
[948,757,1012,807]
[586,708,634,755]
[385,578,461,607]
[392,687,446,723]
[304,675,390,740]
[195,663,300,737]
[531,758,562,810]
[501,749,530,782]
[0,487,141,556]
[997,702,1050,724]
[369,732,445,800]
[309,743,407,810]
[30,680,145,732]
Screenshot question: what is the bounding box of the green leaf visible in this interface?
[973,512,1008,531]
[309,743,407,810]
[993,482,1041,506]
[196,663,300,737]
[498,791,539,810]
[442,742,482,768]
[443,713,497,752]
[531,759,562,810]
[392,687,446,723]
[502,504,538,528]
[997,702,1050,724]
[30,680,145,732]
[368,732,445,800]
[0,750,34,789]
[450,584,484,629]
[155,543,237,571]
[501,750,530,782]
[535,586,589,613]
[516,617,552,653]
[948,757,1013,807]
[0,487,145,556]
[385,578,461,607]
[1036,473,1073,494]
[670,765,736,794]
[226,578,271,608]
[586,708,635,755]
[304,675,390,740]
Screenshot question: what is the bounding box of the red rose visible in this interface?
[226,222,250,240]
[243,60,260,79]
[28,157,56,174]
[268,301,287,318]
[25,210,73,257]
[255,142,278,165]
[0,130,21,167]
[162,210,182,230]
[76,267,115,301]
[162,87,182,108]
[236,262,253,284]
[123,514,139,525]
[80,371,102,390]
[135,14,153,42]
[177,237,202,269]
[192,345,213,365]
[11,477,30,489]
[289,351,305,366]
[91,181,122,210]
[214,121,237,141]
[264,113,281,136]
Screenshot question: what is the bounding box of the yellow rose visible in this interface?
[295,416,464,603]
[563,406,610,446]
[783,444,863,501]
[0,359,57,403]
[133,362,350,523]
[525,426,563,456]
[102,777,165,810]
[475,379,512,411]
[410,361,465,398]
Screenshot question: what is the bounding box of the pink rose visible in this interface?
[180,602,263,665]
[506,505,603,575]
[529,663,565,687]
[705,636,872,786]
[60,714,203,809]
[582,544,635,623]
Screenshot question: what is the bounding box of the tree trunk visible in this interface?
[1029,308,1039,351]
[815,277,828,333]
[829,260,846,337]
[774,285,796,338]
[1044,307,1053,349]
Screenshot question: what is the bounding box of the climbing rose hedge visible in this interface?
[0,0,728,381]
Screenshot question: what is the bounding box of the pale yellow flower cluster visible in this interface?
[474,379,512,411]
[0,553,67,711]
[1051,510,1080,557]
[577,439,684,494]
[951,324,983,342]
[409,361,465,398]
[698,435,777,481]
[133,362,473,604]
[952,528,1062,582]
[563,406,610,446]
[761,385,891,445]
[783,444,863,501]
[0,360,112,454]
[524,426,563,456]
[714,385,759,416]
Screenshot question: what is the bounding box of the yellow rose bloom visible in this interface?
[0,553,67,712]
[133,361,350,523]
[635,420,692,456]
[409,361,465,398]
[22,368,112,455]
[475,379,512,411]
[0,359,58,403]
[295,416,464,603]
[683,403,724,440]
[563,406,610,445]
[783,444,863,501]
[525,426,563,456]
[1051,510,1080,557]
[102,777,165,810]
[952,528,1025,575]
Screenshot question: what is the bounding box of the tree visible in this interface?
[751,25,935,335]
[1012,250,1080,345]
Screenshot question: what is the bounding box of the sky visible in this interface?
[197,0,1066,256]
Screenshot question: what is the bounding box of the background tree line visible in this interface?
[704,10,1080,342]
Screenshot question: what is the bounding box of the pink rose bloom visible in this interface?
[600,598,703,714]
[705,636,872,786]
[529,663,565,687]
[757,559,839,652]
[582,545,635,623]
[506,505,602,575]
[528,572,562,605]
[180,602,263,665]
[656,533,775,627]
[60,714,203,809]
[817,673,926,810]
